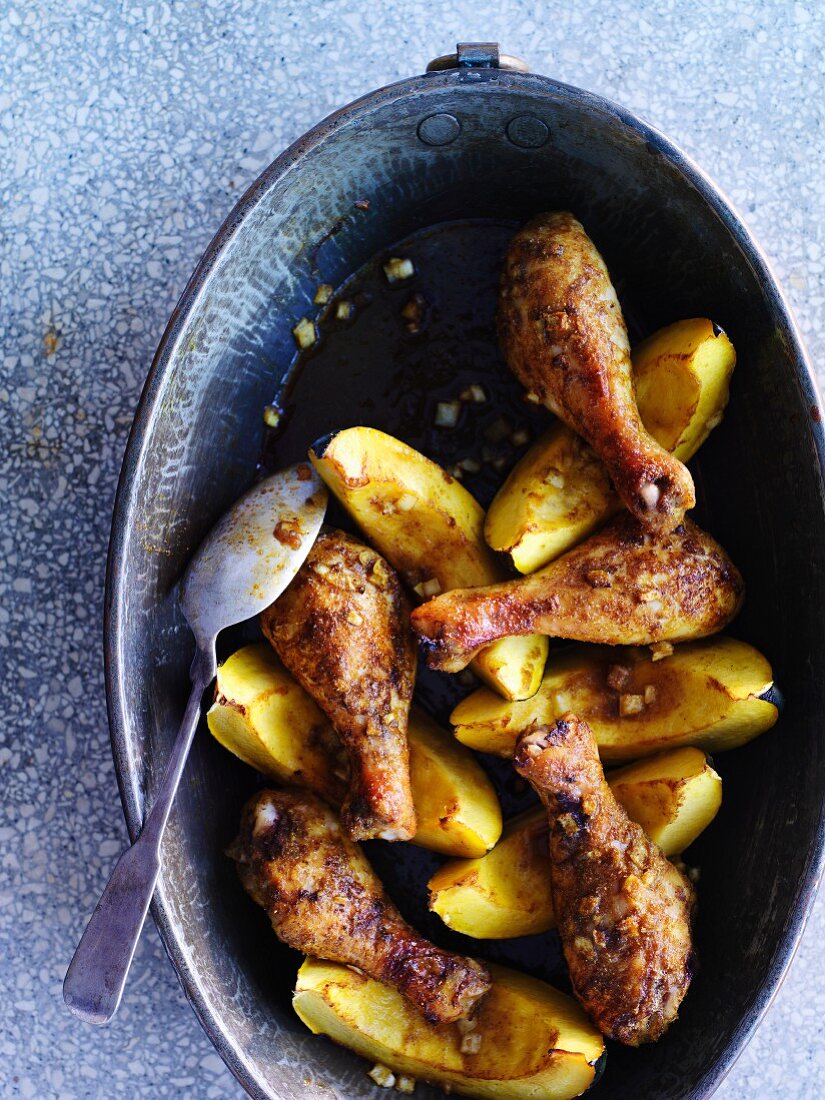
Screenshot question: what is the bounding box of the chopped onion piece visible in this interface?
[313,283,333,305]
[335,300,354,321]
[396,492,417,511]
[262,405,281,428]
[292,317,317,349]
[619,693,645,716]
[607,664,631,691]
[383,256,415,283]
[459,457,481,474]
[650,641,674,661]
[369,1065,397,1089]
[435,401,460,428]
[460,384,487,403]
[401,293,426,333]
[460,1033,483,1054]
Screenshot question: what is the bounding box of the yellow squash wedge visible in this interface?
[293,958,604,1100]
[485,318,736,573]
[310,426,548,700]
[633,317,736,461]
[207,644,502,856]
[407,707,502,856]
[607,746,722,855]
[207,641,346,805]
[429,807,552,940]
[429,747,721,939]
[450,636,777,762]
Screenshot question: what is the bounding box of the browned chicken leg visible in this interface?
[513,716,695,1044]
[499,212,695,531]
[411,514,743,673]
[261,529,417,842]
[229,789,491,1024]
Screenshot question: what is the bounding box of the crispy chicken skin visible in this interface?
[229,789,491,1024]
[499,212,695,531]
[514,716,695,1044]
[411,514,744,673]
[261,529,417,843]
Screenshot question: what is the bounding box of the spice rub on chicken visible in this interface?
[229,789,491,1024]
[261,529,417,842]
[514,715,695,1044]
[411,514,744,673]
[499,211,695,531]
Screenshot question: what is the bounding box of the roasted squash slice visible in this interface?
[293,957,605,1100]
[207,641,346,804]
[207,644,502,856]
[429,747,720,939]
[485,319,736,573]
[450,636,777,762]
[406,706,502,856]
[310,426,548,700]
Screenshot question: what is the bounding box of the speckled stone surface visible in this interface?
[1,1,823,1097]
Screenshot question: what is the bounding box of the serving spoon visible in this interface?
[63,463,327,1024]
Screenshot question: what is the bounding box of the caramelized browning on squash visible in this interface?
[451,636,777,761]
[293,957,605,1099]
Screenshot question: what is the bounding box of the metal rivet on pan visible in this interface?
[506,114,549,148]
[418,113,462,146]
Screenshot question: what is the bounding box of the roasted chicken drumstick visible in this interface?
[514,716,695,1044]
[261,529,417,842]
[229,789,491,1024]
[499,211,695,531]
[411,514,743,673]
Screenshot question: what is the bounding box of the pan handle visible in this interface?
[426,43,530,73]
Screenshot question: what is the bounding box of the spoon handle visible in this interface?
[63,644,216,1024]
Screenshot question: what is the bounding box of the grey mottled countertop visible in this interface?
[1,1,823,1097]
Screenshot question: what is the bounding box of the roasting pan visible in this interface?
[105,44,825,1099]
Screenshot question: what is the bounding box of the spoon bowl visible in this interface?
[181,463,328,648]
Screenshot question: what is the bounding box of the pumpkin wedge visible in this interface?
[451,636,777,762]
[293,957,605,1100]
